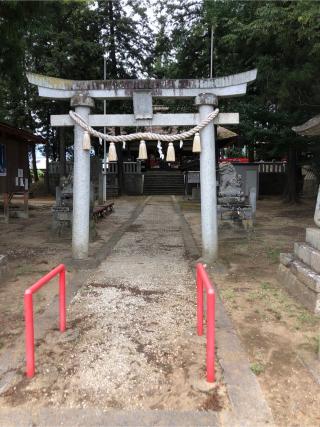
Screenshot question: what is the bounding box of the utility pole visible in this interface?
[210,25,214,79]
[103,54,107,202]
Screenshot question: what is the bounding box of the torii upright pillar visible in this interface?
[196,93,218,263]
[71,94,95,259]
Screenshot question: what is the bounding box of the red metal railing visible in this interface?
[24,264,66,378]
[196,263,215,382]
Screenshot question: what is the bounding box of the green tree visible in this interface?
[156,0,320,201]
[0,0,156,188]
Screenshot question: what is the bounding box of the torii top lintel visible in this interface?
[27,69,257,100]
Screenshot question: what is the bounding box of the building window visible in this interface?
[0,144,6,176]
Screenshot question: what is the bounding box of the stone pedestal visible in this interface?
[191,187,201,200]
[278,227,320,315]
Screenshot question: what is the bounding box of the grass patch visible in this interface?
[300,336,320,354]
[266,247,281,263]
[296,311,318,326]
[220,288,236,303]
[15,263,36,277]
[14,264,49,278]
[250,362,266,376]
[311,336,320,354]
[260,282,272,291]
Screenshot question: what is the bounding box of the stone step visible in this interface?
[144,191,185,195]
[278,263,320,315]
[143,186,184,189]
[280,253,320,293]
[143,174,185,195]
[294,242,320,273]
[306,227,320,252]
[144,179,184,184]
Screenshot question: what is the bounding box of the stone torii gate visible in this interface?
[27,70,257,262]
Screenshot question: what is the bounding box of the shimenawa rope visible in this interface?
[69,108,219,143]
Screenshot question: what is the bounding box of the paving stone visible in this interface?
[0,408,221,427]
[0,408,33,426]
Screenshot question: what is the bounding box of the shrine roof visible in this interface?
[292,114,320,137]
[0,122,46,144]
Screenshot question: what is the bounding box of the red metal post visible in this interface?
[24,264,66,378]
[59,267,66,332]
[195,263,216,383]
[24,291,35,378]
[206,290,215,382]
[196,263,203,336]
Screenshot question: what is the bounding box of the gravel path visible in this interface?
[0,196,226,412]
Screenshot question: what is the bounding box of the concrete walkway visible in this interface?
[0,196,273,426]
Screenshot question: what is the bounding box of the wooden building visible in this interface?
[0,122,45,222]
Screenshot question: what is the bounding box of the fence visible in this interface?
[123,162,142,174]
[103,161,141,174]
[196,263,215,383]
[102,161,118,174]
[48,162,73,175]
[258,162,286,174]
[24,264,66,378]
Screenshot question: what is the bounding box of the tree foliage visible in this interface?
[0,0,155,161]
[1,0,320,199]
[154,0,320,200]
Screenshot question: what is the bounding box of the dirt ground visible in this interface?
[0,197,227,415]
[181,196,320,427]
[0,196,140,355]
[0,195,319,426]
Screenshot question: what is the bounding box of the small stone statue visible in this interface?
[218,162,245,204]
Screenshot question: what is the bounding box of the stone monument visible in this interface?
[217,161,256,227]
[278,186,320,315]
[279,116,320,315]
[51,174,74,236]
[52,172,96,238]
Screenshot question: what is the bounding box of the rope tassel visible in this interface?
[82,131,91,150]
[166,142,175,162]
[138,140,147,160]
[192,132,201,153]
[108,142,118,161]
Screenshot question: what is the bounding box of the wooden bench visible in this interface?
[93,202,114,221]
